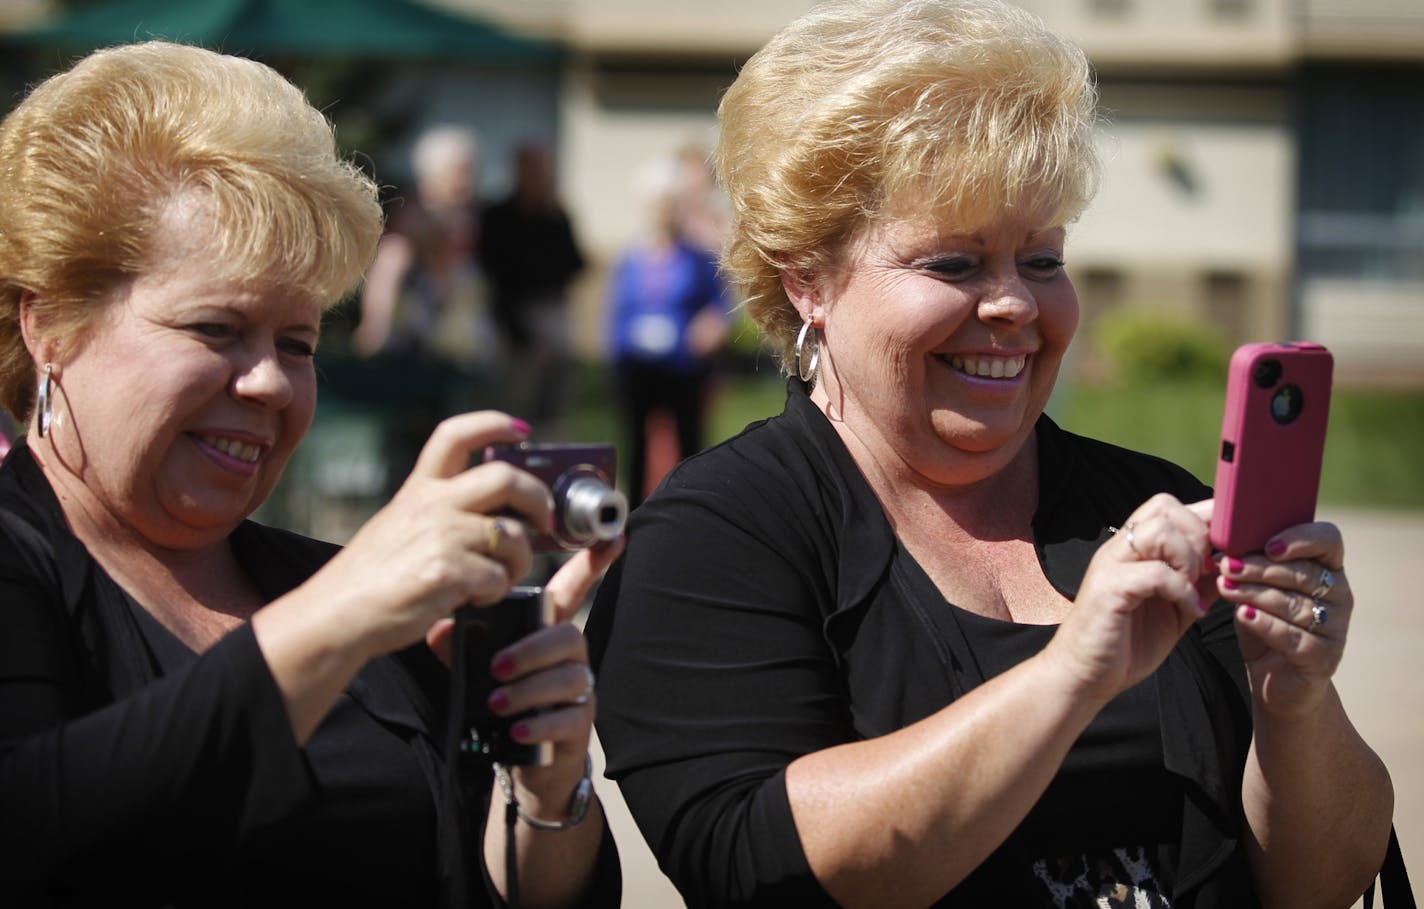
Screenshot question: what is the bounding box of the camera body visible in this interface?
[450,587,555,767]
[485,442,628,551]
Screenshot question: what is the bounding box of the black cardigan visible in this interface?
[588,381,1258,908]
[0,439,619,907]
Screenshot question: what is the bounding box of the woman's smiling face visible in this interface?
[39,204,320,550]
[806,209,1080,488]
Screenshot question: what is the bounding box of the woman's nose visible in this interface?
[230,350,293,409]
[978,273,1039,326]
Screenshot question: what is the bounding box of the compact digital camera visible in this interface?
[484,442,628,551]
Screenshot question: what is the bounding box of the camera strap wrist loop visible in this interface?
[494,753,593,831]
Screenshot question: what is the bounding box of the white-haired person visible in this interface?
[586,2,1396,907]
[0,42,621,907]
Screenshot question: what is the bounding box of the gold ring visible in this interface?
[1124,521,1144,560]
[487,517,508,554]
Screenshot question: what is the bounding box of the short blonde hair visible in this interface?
[0,41,383,420]
[715,0,1101,371]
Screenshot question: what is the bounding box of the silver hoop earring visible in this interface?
[794,318,820,384]
[36,363,53,438]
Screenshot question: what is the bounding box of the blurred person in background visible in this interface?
[481,141,586,433]
[605,154,731,505]
[586,2,1397,907]
[0,41,621,907]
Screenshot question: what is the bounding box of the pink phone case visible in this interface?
[1209,342,1333,556]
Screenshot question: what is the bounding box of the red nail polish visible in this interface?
[510,418,532,436]
[1225,557,1244,574]
[490,655,516,681]
[486,690,509,713]
[1266,539,1287,557]
[1221,577,1238,591]
[1241,604,1257,620]
[510,722,531,742]
[1198,596,1212,613]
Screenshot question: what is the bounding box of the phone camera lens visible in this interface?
[1271,383,1304,425]
[1253,359,1282,389]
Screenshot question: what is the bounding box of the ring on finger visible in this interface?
[486,517,508,555]
[1307,598,1329,634]
[1309,566,1336,601]
[573,665,596,705]
[1123,521,1144,560]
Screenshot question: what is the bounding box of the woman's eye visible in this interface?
[1022,256,1066,279]
[926,256,977,279]
[191,323,235,340]
[279,337,316,358]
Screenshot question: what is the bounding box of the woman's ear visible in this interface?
[18,292,56,366]
[779,267,825,327]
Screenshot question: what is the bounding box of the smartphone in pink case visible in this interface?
[1209,342,1333,556]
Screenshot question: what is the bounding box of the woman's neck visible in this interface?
[32,439,261,650]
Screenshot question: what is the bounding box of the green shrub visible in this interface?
[1092,306,1231,385]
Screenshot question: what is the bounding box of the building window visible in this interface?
[1208,0,1253,21]
[1203,270,1249,343]
[1078,267,1126,321]
[1088,0,1132,19]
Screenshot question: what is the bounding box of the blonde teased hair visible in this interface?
[0,41,383,420]
[715,0,1101,371]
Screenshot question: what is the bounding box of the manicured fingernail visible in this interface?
[490,654,516,681]
[486,689,510,713]
[1221,577,1238,591]
[1266,539,1287,557]
[511,722,531,742]
[1241,604,1257,620]
[510,418,532,436]
[1225,557,1244,574]
[1198,596,1212,613]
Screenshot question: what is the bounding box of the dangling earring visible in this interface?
[794,318,820,385]
[36,363,53,438]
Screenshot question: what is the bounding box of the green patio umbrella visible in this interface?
[4,0,561,61]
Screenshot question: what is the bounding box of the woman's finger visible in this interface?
[545,536,627,623]
[409,411,530,481]
[440,461,556,536]
[489,661,597,717]
[1262,520,1346,571]
[491,620,588,680]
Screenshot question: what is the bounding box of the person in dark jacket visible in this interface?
[0,41,620,907]
[585,2,1392,907]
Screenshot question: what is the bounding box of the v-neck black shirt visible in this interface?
[588,380,1256,908]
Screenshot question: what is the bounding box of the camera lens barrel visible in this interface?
[557,477,629,547]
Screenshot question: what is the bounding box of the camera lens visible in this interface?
[1271,383,1304,425]
[1253,359,1282,388]
[558,476,629,547]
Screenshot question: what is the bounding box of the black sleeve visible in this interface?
[0,575,312,901]
[586,465,848,908]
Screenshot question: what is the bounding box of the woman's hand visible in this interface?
[253,412,560,743]
[428,537,625,806]
[1214,521,1351,719]
[1049,494,1217,704]
[309,412,556,660]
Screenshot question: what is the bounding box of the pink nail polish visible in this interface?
[490,655,516,681]
[1266,539,1287,558]
[1198,596,1212,613]
[510,418,532,436]
[486,690,509,713]
[1241,604,1257,620]
[1221,577,1238,591]
[1225,557,1244,574]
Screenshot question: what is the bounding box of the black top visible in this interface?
[587,380,1257,909]
[0,440,620,907]
[480,196,585,349]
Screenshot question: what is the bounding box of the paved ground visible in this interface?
[587,507,1424,908]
